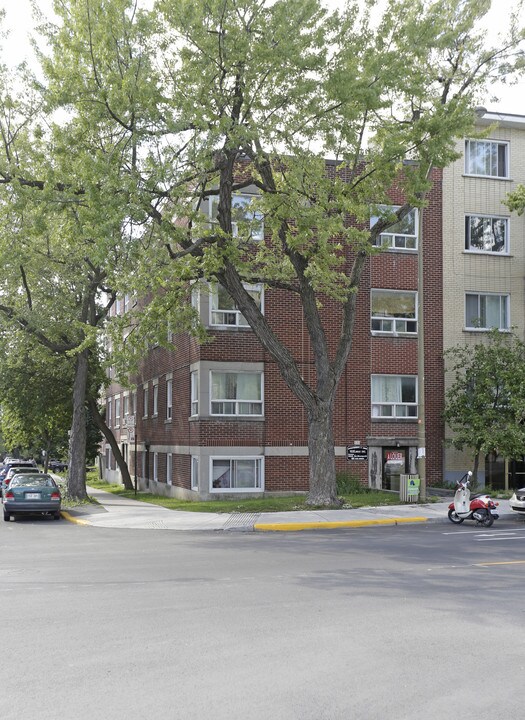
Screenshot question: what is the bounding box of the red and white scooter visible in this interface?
[448,471,499,527]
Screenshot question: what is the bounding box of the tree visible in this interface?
[443,331,525,481]
[0,331,73,464]
[11,0,525,505]
[0,40,138,497]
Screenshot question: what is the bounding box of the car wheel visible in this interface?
[54,512,61,520]
[3,511,10,522]
[447,508,464,524]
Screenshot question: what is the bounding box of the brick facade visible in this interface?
[103,164,444,498]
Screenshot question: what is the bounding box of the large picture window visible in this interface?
[211,457,263,492]
[211,372,263,416]
[371,290,417,334]
[209,194,264,241]
[211,284,263,327]
[465,139,509,178]
[465,293,509,330]
[371,375,417,418]
[465,215,508,253]
[370,206,417,250]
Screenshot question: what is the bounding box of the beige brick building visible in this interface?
[442,111,525,487]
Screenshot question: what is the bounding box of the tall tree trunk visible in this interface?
[87,397,134,490]
[306,401,340,507]
[67,350,88,501]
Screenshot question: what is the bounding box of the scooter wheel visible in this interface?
[480,512,494,528]
[448,508,464,524]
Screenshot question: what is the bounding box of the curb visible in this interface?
[253,516,430,532]
[60,511,92,526]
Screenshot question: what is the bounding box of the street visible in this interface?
[1,518,524,720]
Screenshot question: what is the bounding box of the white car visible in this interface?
[509,488,525,513]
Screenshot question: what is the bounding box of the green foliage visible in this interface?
[505,184,525,216]
[443,330,525,461]
[336,471,367,495]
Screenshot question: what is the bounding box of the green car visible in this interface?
[3,474,62,522]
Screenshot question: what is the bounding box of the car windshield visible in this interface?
[10,476,55,488]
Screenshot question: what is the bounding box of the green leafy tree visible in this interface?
[443,331,525,481]
[4,0,525,505]
[0,331,73,464]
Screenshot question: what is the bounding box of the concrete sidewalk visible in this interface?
[59,486,516,532]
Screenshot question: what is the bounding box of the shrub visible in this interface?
[336,472,367,495]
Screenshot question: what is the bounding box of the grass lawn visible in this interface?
[83,475,426,513]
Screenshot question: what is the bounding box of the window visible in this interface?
[370,206,418,250]
[465,293,509,330]
[123,394,129,418]
[153,452,158,482]
[211,284,263,327]
[166,379,173,420]
[115,396,121,427]
[465,139,509,178]
[209,194,264,241]
[143,385,149,418]
[132,391,137,416]
[371,375,417,418]
[106,398,112,428]
[211,457,263,492]
[191,372,199,416]
[371,290,417,334]
[465,215,508,253]
[105,447,111,470]
[166,453,172,485]
[153,383,158,416]
[211,372,263,416]
[191,456,199,491]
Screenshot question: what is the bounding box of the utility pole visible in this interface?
[417,206,426,500]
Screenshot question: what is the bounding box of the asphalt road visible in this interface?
[1,516,524,720]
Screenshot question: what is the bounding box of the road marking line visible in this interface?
[474,560,525,566]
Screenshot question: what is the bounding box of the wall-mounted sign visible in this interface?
[346,445,368,461]
[385,450,404,462]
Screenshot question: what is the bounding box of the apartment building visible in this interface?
[102,164,445,499]
[442,111,525,488]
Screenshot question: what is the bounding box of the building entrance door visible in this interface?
[382,448,407,491]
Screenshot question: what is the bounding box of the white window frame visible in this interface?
[143,385,149,418]
[152,383,159,417]
[464,214,509,254]
[209,193,264,242]
[465,139,509,179]
[370,290,417,335]
[210,371,263,417]
[153,452,158,482]
[210,456,264,493]
[166,453,172,486]
[107,398,112,428]
[190,371,199,416]
[123,393,129,418]
[465,292,509,331]
[370,206,418,251]
[114,396,121,427]
[210,283,263,328]
[166,379,173,420]
[371,375,418,419]
[191,456,199,491]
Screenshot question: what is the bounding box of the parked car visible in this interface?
[48,459,68,472]
[3,473,61,521]
[0,459,37,489]
[509,488,525,513]
[1,466,43,498]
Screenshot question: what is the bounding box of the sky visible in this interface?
[1,0,525,115]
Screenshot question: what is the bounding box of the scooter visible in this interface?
[447,471,499,527]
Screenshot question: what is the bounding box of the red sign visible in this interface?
[385,451,403,462]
